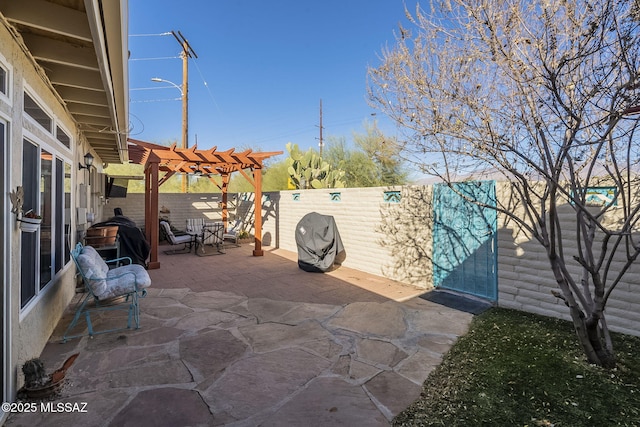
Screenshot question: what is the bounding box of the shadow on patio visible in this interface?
[7,244,477,427]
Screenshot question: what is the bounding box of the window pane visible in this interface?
[56,126,70,149]
[23,93,52,132]
[21,141,38,307]
[55,158,64,273]
[0,66,6,95]
[40,150,52,288]
[64,162,71,264]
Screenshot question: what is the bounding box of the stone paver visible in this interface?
[6,245,478,427]
[327,301,408,338]
[262,377,389,426]
[110,388,213,427]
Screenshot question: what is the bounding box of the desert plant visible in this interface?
[285,142,345,189]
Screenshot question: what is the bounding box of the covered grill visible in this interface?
[295,212,345,273]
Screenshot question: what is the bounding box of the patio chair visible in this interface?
[63,243,151,342]
[223,219,242,247]
[160,220,196,254]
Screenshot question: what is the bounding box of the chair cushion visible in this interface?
[99,264,152,300]
[76,246,110,297]
[173,233,194,244]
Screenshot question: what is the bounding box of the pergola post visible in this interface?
[253,166,263,256]
[145,156,161,269]
[221,172,230,231]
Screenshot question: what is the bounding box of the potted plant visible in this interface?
[237,230,253,244]
[19,210,42,233]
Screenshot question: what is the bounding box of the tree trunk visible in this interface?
[550,258,616,368]
[585,315,616,368]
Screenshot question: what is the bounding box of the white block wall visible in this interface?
[270,187,432,287]
[107,193,230,230]
[494,182,640,337]
[111,183,640,336]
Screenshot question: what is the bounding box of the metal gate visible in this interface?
[432,180,497,301]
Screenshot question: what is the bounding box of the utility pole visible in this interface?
[317,99,324,157]
[172,30,197,193]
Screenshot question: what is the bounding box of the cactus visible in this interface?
[285,142,346,189]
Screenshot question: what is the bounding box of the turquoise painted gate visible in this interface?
[432,181,498,301]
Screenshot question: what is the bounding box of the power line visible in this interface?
[130,86,179,91]
[131,98,181,103]
[192,59,221,113]
[129,56,180,61]
[129,32,172,37]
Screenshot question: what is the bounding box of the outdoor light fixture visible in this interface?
[79,152,94,170]
[191,162,203,176]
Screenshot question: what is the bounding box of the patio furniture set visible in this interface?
[160,219,240,256]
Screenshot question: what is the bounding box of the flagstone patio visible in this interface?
[6,244,477,426]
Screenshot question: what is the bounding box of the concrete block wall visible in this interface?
[106,193,231,230]
[265,186,431,287]
[111,183,639,336]
[494,182,640,336]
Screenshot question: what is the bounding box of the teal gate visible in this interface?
[432,181,497,301]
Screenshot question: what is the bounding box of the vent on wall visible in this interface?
[383,190,401,203]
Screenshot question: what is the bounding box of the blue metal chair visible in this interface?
[63,243,151,342]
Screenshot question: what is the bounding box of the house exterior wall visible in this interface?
[114,183,639,337]
[0,17,107,406]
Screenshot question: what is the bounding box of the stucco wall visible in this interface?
[114,183,640,337]
[1,19,88,398]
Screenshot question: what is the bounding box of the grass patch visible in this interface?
[394,308,640,426]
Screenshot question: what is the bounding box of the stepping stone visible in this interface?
[262,377,388,426]
[110,388,212,426]
[328,301,407,338]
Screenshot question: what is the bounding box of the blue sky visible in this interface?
[128,0,415,160]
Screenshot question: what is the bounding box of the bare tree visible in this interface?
[368,0,640,367]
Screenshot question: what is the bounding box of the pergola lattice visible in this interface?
[128,138,282,269]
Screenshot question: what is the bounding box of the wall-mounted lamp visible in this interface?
[78,152,94,170]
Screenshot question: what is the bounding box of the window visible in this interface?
[56,126,71,149]
[40,150,52,287]
[64,162,71,265]
[20,141,70,308]
[21,141,39,306]
[0,65,6,95]
[24,93,52,132]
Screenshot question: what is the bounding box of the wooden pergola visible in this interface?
[127,138,282,269]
